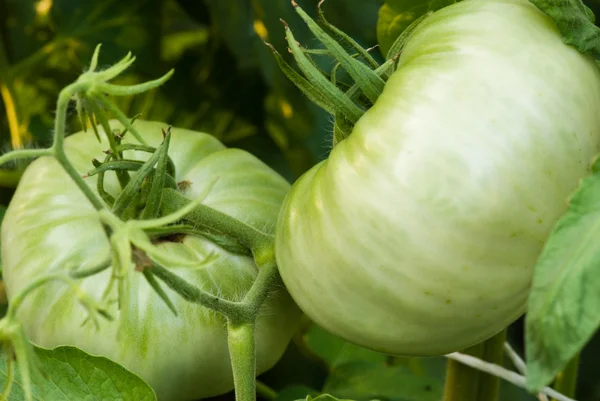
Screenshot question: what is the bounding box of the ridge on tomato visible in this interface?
[275,0,600,356]
[1,119,302,400]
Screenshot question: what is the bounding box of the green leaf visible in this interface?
[529,0,600,58]
[275,385,320,401]
[525,169,600,391]
[303,325,445,401]
[324,361,442,401]
[376,0,455,56]
[304,325,387,367]
[0,345,156,400]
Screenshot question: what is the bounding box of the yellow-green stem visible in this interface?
[443,329,507,401]
[552,353,579,401]
[443,342,483,401]
[476,330,507,401]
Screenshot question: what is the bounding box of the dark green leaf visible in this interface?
[303,325,446,401]
[525,169,600,391]
[0,345,156,400]
[529,0,600,58]
[275,385,320,401]
[324,361,442,401]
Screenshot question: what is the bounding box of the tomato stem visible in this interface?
[53,84,107,211]
[442,342,483,401]
[552,353,580,400]
[442,329,506,401]
[241,253,279,316]
[149,260,249,319]
[227,321,257,401]
[476,329,506,401]
[160,188,273,250]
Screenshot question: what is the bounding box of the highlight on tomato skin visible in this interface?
[274,0,600,356]
[0,119,303,401]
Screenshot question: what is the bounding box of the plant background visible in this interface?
[1,0,600,400]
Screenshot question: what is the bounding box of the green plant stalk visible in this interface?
[443,342,483,401]
[53,85,106,211]
[552,353,579,400]
[227,321,257,401]
[476,329,506,401]
[160,188,272,250]
[443,329,507,401]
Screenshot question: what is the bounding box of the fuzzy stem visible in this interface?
[53,85,106,210]
[552,353,579,401]
[149,260,248,319]
[443,342,484,401]
[160,188,272,250]
[227,321,257,401]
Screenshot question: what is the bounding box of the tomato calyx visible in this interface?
[266,1,429,146]
[84,124,178,221]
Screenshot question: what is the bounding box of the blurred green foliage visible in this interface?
[0,0,381,184]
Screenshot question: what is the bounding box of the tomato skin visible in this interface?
[275,0,600,356]
[1,120,302,400]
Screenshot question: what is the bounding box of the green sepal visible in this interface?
[140,127,172,219]
[114,143,176,177]
[293,2,385,104]
[85,160,145,177]
[265,43,342,116]
[95,154,116,207]
[317,1,380,69]
[141,269,178,316]
[281,23,364,124]
[88,100,130,189]
[111,139,164,218]
[332,57,397,144]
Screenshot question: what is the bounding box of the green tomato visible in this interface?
[275,0,600,356]
[1,120,302,400]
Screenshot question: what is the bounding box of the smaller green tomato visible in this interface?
[275,0,600,356]
[1,120,302,400]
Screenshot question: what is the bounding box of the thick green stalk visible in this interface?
[552,353,579,401]
[443,329,507,401]
[227,321,257,401]
[443,342,484,401]
[160,188,272,250]
[476,330,507,401]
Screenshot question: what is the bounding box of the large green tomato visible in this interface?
[275,0,600,356]
[1,120,302,400]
